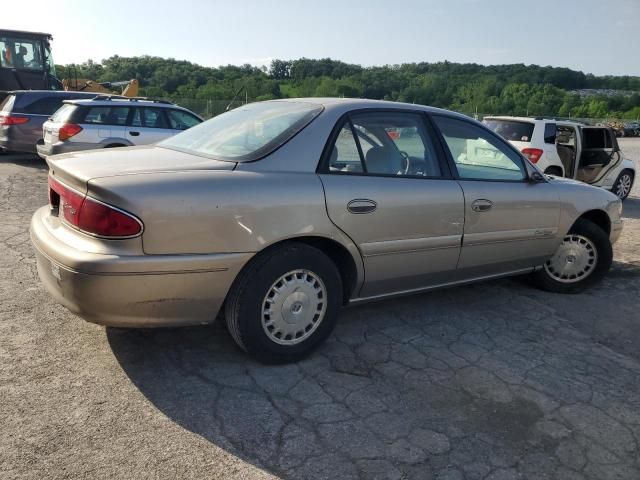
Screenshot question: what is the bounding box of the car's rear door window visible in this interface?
[82,106,129,125]
[434,115,526,181]
[22,97,66,115]
[329,123,365,173]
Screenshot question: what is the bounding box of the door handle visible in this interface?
[347,199,377,214]
[471,199,493,212]
[129,131,140,136]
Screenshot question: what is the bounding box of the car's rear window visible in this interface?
[483,119,535,143]
[0,94,16,113]
[51,104,77,122]
[21,97,67,115]
[159,101,323,162]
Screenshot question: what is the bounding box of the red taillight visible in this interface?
[48,176,142,238]
[521,148,544,164]
[58,123,83,141]
[0,115,29,125]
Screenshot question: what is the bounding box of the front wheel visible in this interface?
[531,219,612,294]
[225,243,342,363]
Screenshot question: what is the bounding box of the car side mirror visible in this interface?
[529,171,546,183]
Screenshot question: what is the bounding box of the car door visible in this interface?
[81,105,128,142]
[575,127,621,184]
[431,114,561,277]
[126,107,174,145]
[319,110,465,299]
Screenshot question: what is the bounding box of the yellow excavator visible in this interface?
[0,29,138,102]
[61,76,139,97]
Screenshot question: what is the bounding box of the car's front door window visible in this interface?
[433,116,526,181]
[166,109,201,130]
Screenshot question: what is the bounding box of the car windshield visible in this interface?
[159,101,323,162]
[483,119,535,143]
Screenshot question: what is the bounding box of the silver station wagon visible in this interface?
[31,98,623,363]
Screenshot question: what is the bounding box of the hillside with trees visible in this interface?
[56,56,640,119]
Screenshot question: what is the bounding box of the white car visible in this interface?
[37,96,203,158]
[484,116,636,200]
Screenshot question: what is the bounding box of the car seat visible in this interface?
[365,146,402,174]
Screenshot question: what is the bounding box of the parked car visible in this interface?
[31,99,623,363]
[623,122,640,137]
[0,90,99,154]
[484,116,636,200]
[37,96,203,158]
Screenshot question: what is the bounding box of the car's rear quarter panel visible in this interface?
[88,170,362,260]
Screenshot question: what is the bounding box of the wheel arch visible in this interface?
[233,235,362,305]
[574,209,611,235]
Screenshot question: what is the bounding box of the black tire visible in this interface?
[531,219,612,294]
[611,169,634,200]
[544,166,564,177]
[104,144,126,148]
[225,242,342,363]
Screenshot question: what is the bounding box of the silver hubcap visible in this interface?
[615,174,632,199]
[544,234,598,283]
[262,269,327,345]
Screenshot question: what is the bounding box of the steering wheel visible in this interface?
[399,151,411,175]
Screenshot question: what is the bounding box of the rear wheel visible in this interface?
[531,219,612,294]
[611,170,634,200]
[225,243,342,363]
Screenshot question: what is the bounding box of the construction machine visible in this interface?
[0,29,137,103]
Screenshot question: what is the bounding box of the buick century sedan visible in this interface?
[31,98,623,363]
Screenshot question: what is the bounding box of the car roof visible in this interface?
[62,97,202,118]
[65,97,177,107]
[0,29,53,39]
[66,98,181,108]
[261,97,475,121]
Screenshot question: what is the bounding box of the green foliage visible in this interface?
[55,56,640,119]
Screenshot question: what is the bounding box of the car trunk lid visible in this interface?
[46,145,236,192]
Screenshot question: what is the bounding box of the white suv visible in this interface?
[37,96,203,158]
[484,116,636,200]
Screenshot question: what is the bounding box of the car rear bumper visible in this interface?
[30,206,252,327]
[37,141,103,158]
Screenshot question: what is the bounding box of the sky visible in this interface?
[5,0,640,76]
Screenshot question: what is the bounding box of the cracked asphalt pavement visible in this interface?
[1,139,640,480]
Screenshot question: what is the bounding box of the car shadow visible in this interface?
[0,152,47,170]
[106,274,640,479]
[622,196,640,220]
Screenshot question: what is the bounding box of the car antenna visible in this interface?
[225,84,246,112]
